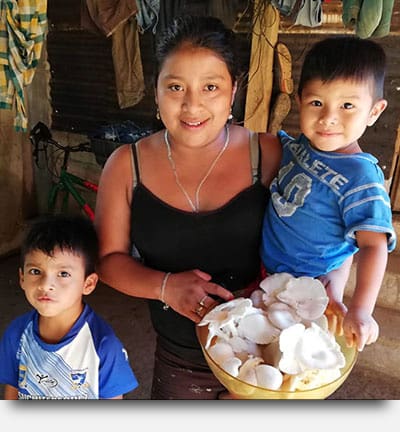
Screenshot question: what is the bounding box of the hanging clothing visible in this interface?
[156,0,184,36]
[111,17,145,109]
[271,0,301,16]
[136,0,160,34]
[82,0,145,109]
[83,0,137,37]
[0,0,48,132]
[207,0,240,29]
[272,0,322,27]
[342,0,395,38]
[293,0,323,27]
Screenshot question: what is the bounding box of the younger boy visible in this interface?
[0,214,138,399]
[260,36,396,352]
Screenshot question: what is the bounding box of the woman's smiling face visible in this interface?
[156,43,236,147]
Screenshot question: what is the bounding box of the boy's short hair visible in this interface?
[20,214,98,275]
[298,36,386,100]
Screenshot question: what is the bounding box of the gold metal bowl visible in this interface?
[196,317,357,399]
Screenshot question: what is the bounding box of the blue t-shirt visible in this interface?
[0,303,138,399]
[261,131,396,276]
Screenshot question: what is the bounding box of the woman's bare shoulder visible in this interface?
[258,132,282,187]
[101,131,157,171]
[258,131,280,148]
[103,142,132,170]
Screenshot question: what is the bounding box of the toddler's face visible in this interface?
[19,247,95,320]
[297,78,386,153]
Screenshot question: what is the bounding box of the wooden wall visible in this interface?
[45,0,400,202]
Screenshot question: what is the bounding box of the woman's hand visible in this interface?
[162,269,234,322]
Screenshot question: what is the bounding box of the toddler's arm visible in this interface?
[318,255,352,335]
[344,230,388,351]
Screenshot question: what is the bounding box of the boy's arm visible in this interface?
[318,255,353,335]
[322,254,353,302]
[345,230,388,351]
[4,384,18,400]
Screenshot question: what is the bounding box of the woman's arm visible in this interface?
[95,143,164,299]
[94,143,233,322]
[258,132,282,188]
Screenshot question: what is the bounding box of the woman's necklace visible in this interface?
[164,125,230,212]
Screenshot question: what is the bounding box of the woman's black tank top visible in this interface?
[129,131,269,364]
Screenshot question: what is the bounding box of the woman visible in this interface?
[94,15,281,399]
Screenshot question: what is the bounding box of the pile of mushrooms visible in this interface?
[198,273,346,392]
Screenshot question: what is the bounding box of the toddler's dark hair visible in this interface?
[298,36,386,100]
[154,14,240,85]
[20,214,98,276]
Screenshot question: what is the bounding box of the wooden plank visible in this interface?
[389,123,400,211]
[244,1,279,132]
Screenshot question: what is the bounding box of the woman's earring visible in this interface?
[228,108,233,120]
[156,108,161,120]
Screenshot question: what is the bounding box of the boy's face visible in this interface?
[297,78,387,153]
[19,247,97,321]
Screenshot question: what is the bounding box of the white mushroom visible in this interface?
[296,323,345,370]
[220,357,242,377]
[237,312,280,344]
[259,272,293,305]
[198,273,348,393]
[277,277,329,321]
[279,322,345,375]
[278,323,306,374]
[226,336,262,359]
[206,339,244,377]
[249,289,265,309]
[199,297,256,347]
[201,319,229,349]
[198,297,254,327]
[208,340,235,364]
[254,364,283,390]
[245,340,263,358]
[227,335,250,353]
[267,301,301,330]
[237,356,264,386]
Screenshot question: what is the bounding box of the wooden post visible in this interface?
[389,122,400,211]
[244,1,280,132]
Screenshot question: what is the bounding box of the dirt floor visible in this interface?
[1,252,399,400]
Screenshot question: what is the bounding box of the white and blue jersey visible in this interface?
[261,131,396,277]
[0,303,138,399]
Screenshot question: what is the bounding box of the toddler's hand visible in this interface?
[343,309,379,352]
